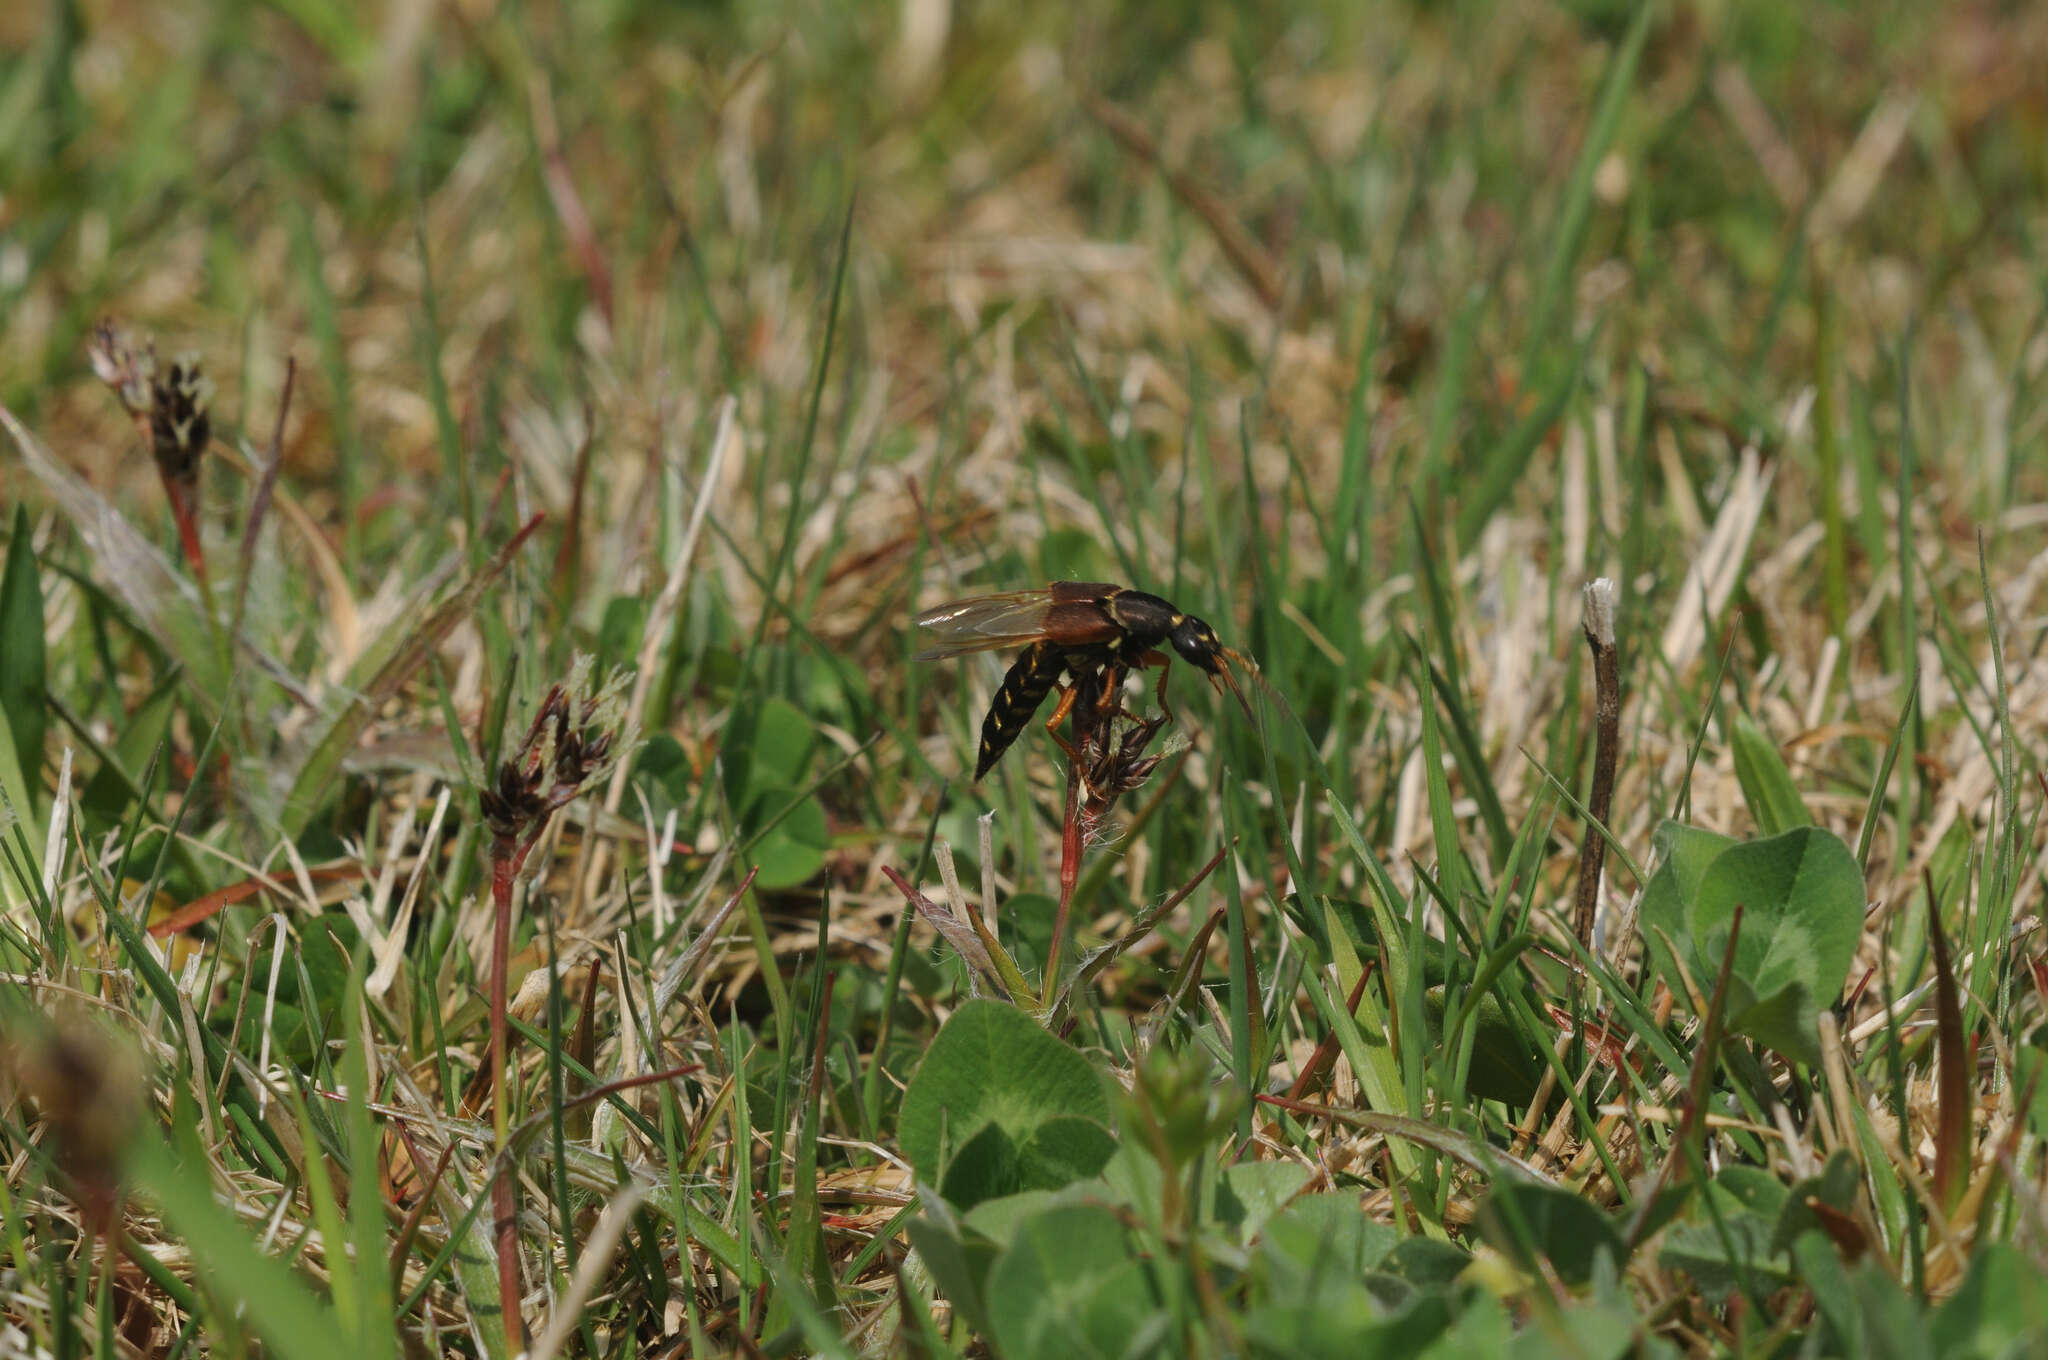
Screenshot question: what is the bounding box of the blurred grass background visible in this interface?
[4,0,2048,1353]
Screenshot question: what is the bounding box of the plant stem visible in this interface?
[1043,760,1086,1008]
[1572,578,1620,1071]
[488,839,524,1351]
[1573,578,1620,954]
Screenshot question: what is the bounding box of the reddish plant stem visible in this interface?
[489,844,518,1135]
[163,480,208,587]
[488,837,524,1351]
[1044,761,1088,1005]
[1286,961,1377,1102]
[388,1128,457,1303]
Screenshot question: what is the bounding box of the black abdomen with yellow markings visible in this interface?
[976,641,1065,780]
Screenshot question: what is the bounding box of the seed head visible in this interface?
[479,657,630,846]
[149,352,214,489]
[480,752,552,842]
[87,320,155,418]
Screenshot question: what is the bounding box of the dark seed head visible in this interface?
[148,354,213,487]
[480,757,549,841]
[480,662,630,845]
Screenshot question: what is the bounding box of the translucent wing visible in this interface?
[913,590,1058,660]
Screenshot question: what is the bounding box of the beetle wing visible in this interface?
[1040,600,1123,647]
[913,590,1059,660]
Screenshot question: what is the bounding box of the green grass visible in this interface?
[4,0,2048,1355]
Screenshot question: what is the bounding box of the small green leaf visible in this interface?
[79,670,180,826]
[961,1188,1065,1250]
[1659,1214,1792,1307]
[985,1204,1159,1360]
[723,696,818,811]
[739,785,830,891]
[1729,713,1812,836]
[899,1000,1114,1210]
[1852,1261,1935,1360]
[1216,1161,1314,1242]
[1772,1148,1862,1255]
[1688,826,1864,1065]
[1016,1116,1119,1192]
[1713,1164,1789,1220]
[630,733,695,816]
[1792,1232,1860,1355]
[1384,1236,1473,1289]
[1931,1241,2048,1359]
[1257,1192,1401,1277]
[1425,984,1546,1107]
[937,1122,1023,1206]
[905,1207,1000,1338]
[750,697,819,782]
[1477,1182,1626,1289]
[1637,820,1737,996]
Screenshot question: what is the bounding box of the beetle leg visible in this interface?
[1136,650,1177,729]
[1093,665,1125,716]
[1043,682,1084,763]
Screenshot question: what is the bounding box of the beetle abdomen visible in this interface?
[975,641,1064,780]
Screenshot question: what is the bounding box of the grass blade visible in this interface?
[1924,868,1969,1209]
[0,504,47,817]
[125,1132,360,1360]
[1521,2,1653,362]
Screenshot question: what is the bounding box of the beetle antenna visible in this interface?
[1207,647,1258,721]
[1222,646,1299,727]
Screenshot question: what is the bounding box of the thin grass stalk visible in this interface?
[864,794,946,1129]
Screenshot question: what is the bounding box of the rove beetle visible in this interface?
[915,581,1253,781]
